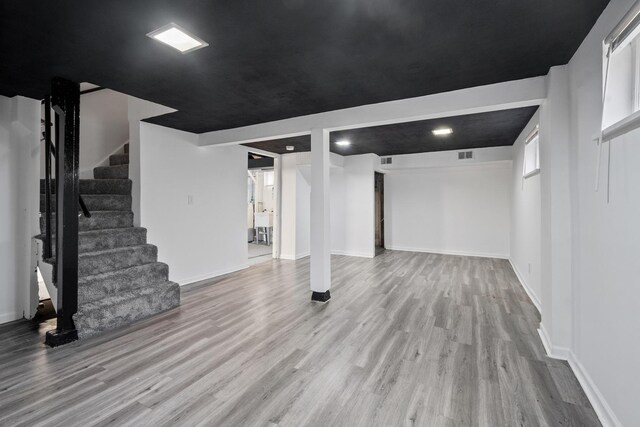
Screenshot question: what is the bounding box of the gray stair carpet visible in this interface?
[38,143,180,339]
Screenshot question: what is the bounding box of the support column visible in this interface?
[310,128,331,302]
[539,65,573,356]
[46,77,80,347]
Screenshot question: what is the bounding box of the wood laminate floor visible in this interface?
[0,251,599,426]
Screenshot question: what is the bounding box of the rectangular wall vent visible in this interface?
[458,151,473,160]
[381,157,392,165]
[466,151,473,159]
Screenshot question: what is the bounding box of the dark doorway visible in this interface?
[375,172,385,255]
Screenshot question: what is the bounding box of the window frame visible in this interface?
[523,127,540,179]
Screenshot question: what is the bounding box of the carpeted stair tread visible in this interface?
[40,211,133,233]
[39,227,147,255]
[77,262,169,305]
[46,244,158,279]
[40,179,131,195]
[40,194,131,212]
[78,244,157,277]
[74,280,180,339]
[109,153,129,166]
[94,164,128,179]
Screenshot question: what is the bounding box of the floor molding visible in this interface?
[385,246,508,259]
[538,325,621,427]
[537,325,570,360]
[566,352,623,427]
[0,311,20,325]
[331,250,374,258]
[508,258,541,312]
[280,252,310,261]
[178,264,249,287]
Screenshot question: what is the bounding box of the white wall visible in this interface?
[280,153,312,260]
[381,146,513,170]
[128,97,175,227]
[330,167,346,254]
[340,154,377,258]
[139,122,248,285]
[78,89,129,178]
[280,154,298,259]
[510,111,542,310]
[557,0,640,424]
[280,152,377,259]
[295,166,311,258]
[0,95,41,324]
[383,148,512,259]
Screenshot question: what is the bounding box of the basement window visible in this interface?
[601,0,640,140]
[523,127,540,178]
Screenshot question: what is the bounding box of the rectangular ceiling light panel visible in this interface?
[432,128,453,136]
[147,23,208,53]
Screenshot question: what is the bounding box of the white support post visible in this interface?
[310,128,331,301]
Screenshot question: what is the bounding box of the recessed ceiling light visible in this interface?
[286,145,295,151]
[335,140,351,146]
[432,128,453,136]
[147,23,208,54]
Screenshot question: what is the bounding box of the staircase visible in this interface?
[37,143,180,339]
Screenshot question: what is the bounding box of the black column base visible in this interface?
[311,290,331,303]
[45,328,78,347]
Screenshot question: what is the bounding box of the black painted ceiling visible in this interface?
[244,107,538,156]
[1,1,607,133]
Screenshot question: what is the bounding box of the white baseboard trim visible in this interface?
[279,252,309,261]
[0,311,20,325]
[508,258,541,312]
[283,251,375,259]
[331,250,375,258]
[385,246,508,260]
[177,263,249,286]
[537,325,570,360]
[538,325,621,427]
[566,352,623,427]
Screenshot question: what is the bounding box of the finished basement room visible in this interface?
[1,0,639,425]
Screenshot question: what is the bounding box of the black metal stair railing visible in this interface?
[43,78,84,347]
[42,103,91,259]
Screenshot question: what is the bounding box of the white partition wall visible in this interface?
[383,149,512,258]
[0,95,41,323]
[510,111,542,310]
[139,122,248,285]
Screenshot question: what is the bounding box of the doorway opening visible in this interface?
[248,152,276,265]
[375,171,385,256]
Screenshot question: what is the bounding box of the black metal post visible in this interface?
[45,77,80,347]
[43,96,53,259]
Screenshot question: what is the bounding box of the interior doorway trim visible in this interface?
[247,148,281,260]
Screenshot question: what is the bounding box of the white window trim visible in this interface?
[601,0,640,141]
[523,126,540,179]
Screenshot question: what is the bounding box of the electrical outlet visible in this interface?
[187,195,194,205]
[528,263,531,274]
